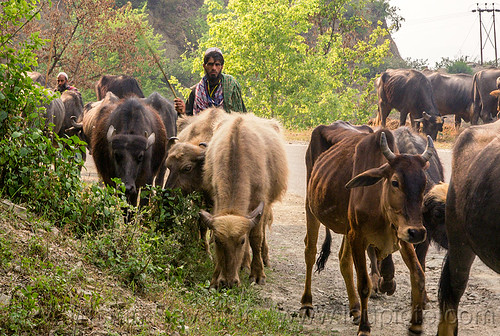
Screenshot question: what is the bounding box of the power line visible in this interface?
[472,3,500,65]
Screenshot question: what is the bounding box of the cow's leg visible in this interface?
[437,243,475,335]
[248,216,265,285]
[210,263,222,289]
[366,246,380,295]
[300,204,321,317]
[399,241,425,334]
[415,238,431,306]
[400,109,409,127]
[379,102,391,127]
[454,115,462,130]
[339,235,360,324]
[349,231,371,336]
[378,254,396,296]
[261,208,273,267]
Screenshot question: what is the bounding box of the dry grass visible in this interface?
[284,117,462,149]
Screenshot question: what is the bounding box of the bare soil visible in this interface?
[258,193,500,335]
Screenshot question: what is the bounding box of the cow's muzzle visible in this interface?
[400,227,427,244]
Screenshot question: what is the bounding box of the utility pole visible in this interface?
[472,3,500,66]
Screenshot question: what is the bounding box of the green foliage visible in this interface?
[435,56,473,74]
[188,0,391,128]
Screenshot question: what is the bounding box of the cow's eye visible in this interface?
[391,180,399,188]
[183,165,192,172]
[240,237,245,245]
[137,153,144,162]
[114,153,123,162]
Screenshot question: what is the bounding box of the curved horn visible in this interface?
[422,111,431,120]
[70,115,83,129]
[107,125,115,141]
[421,135,434,162]
[380,132,396,162]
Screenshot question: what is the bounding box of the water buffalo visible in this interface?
[59,90,84,138]
[424,71,473,129]
[95,75,144,100]
[301,121,433,335]
[437,120,500,335]
[199,113,288,289]
[142,92,178,187]
[471,68,500,124]
[376,68,444,140]
[91,97,167,206]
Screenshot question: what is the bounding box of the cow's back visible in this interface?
[203,114,288,215]
[95,75,145,100]
[306,124,381,233]
[178,107,231,144]
[427,72,473,119]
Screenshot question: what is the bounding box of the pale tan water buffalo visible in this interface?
[199,113,288,289]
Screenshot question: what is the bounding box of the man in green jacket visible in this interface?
[174,47,246,115]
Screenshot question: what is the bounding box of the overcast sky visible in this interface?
[389,1,500,67]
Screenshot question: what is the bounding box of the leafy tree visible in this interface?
[190,0,390,128]
[20,0,170,101]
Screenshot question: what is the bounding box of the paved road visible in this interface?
[82,143,453,196]
[284,142,452,198]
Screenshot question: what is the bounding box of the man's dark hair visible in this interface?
[204,48,224,65]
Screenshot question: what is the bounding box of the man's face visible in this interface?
[203,57,223,81]
[57,75,67,89]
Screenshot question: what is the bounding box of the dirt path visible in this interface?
[259,193,500,336]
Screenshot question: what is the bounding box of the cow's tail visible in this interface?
[471,72,481,124]
[374,72,389,126]
[315,227,332,273]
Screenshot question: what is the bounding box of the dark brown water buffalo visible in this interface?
[59,90,84,138]
[142,92,178,187]
[91,97,167,206]
[471,68,500,124]
[424,71,473,129]
[301,121,433,335]
[95,75,144,100]
[199,113,288,289]
[376,68,444,140]
[437,120,500,335]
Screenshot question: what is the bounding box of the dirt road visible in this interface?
[82,144,499,336]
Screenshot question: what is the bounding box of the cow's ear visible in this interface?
[246,202,264,229]
[490,89,500,97]
[345,163,389,189]
[199,210,214,230]
[167,137,179,151]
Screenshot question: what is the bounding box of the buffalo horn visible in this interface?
[380,132,396,162]
[146,132,156,149]
[421,135,434,162]
[107,125,116,141]
[70,115,83,129]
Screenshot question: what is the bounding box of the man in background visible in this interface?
[174,47,246,115]
[55,72,78,93]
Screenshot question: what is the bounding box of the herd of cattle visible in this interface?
[26,70,499,336]
[375,67,500,140]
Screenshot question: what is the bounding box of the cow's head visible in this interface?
[200,202,264,289]
[490,89,500,118]
[346,132,432,244]
[165,139,207,194]
[415,112,444,141]
[107,125,155,205]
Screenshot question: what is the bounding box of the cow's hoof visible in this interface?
[379,278,396,296]
[299,306,314,318]
[357,332,370,336]
[350,308,361,325]
[408,324,423,335]
[249,275,266,285]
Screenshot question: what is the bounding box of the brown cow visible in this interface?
[376,68,444,140]
[95,75,144,100]
[91,97,167,206]
[301,121,432,335]
[199,113,288,289]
